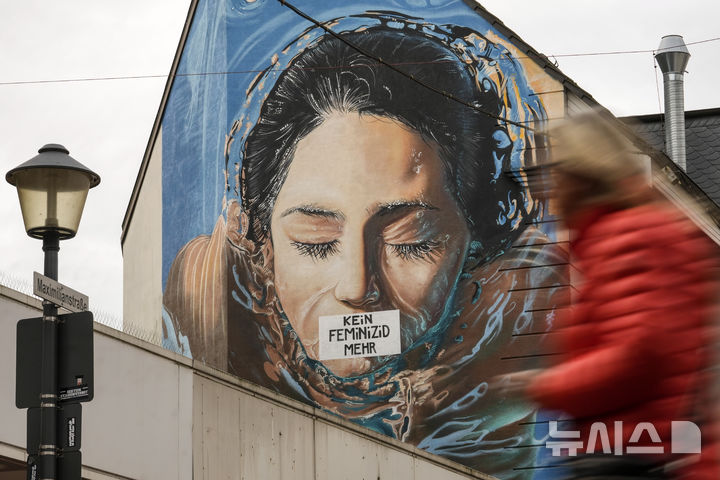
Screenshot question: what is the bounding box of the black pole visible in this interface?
[38,232,60,479]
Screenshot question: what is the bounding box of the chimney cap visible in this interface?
[655,35,690,73]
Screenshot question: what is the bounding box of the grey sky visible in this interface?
[480,0,720,115]
[1,0,718,323]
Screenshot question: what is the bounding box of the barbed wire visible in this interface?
[0,269,123,332]
[122,321,164,346]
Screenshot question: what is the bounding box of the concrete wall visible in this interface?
[83,330,193,479]
[192,371,494,480]
[123,130,164,345]
[2,285,495,479]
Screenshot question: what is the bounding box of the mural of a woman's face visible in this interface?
[269,113,471,377]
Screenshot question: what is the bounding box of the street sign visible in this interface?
[27,408,40,455]
[16,312,94,408]
[59,403,82,451]
[16,317,43,408]
[33,272,89,313]
[58,312,94,403]
[28,404,83,454]
[58,451,81,479]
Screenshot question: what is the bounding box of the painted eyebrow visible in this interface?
[374,200,439,217]
[280,204,345,221]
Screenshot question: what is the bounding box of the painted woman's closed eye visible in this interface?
[290,238,443,262]
[290,240,339,260]
[386,239,442,262]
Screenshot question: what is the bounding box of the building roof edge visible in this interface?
[120,0,200,249]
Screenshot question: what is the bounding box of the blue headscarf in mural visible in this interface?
[162,0,548,272]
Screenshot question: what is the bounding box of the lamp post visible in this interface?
[7,144,99,480]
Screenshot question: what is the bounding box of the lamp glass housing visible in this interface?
[12,167,93,240]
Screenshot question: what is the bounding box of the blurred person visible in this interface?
[503,111,719,479]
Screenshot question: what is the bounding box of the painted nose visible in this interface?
[333,237,379,308]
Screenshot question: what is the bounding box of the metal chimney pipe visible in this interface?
[655,35,690,171]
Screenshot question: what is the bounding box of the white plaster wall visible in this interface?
[123,130,163,345]
[1,288,192,480]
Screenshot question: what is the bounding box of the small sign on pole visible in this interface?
[33,271,89,313]
[16,317,43,409]
[58,311,94,403]
[57,451,81,479]
[26,455,38,480]
[59,403,82,451]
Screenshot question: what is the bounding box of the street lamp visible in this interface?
[7,143,100,242]
[6,143,99,480]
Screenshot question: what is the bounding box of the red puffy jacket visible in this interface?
[527,203,718,476]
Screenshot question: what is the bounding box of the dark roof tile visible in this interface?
[622,108,720,208]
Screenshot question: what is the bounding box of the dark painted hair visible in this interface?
[241,26,538,261]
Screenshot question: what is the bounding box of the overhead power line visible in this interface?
[547,36,720,59]
[1,73,168,86]
[0,26,717,88]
